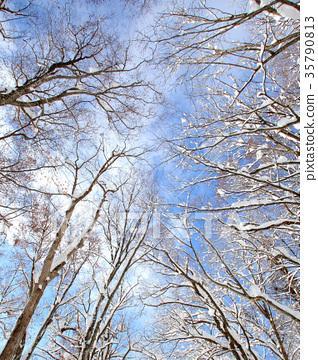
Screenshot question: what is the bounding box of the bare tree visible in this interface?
[0,0,154,224]
[0,1,300,359]
[141,1,299,359]
[20,182,154,360]
[0,140,148,359]
[0,1,155,359]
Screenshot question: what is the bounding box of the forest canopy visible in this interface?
[0,1,300,359]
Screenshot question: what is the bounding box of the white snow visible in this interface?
[0,64,15,93]
[249,0,260,12]
[230,198,297,209]
[248,284,262,298]
[260,292,300,321]
[50,237,82,271]
[277,117,295,127]
[208,308,215,317]
[277,156,288,163]
[276,3,299,20]
[249,0,300,20]
[33,271,40,284]
[247,284,300,320]
[271,246,299,264]
[256,150,263,160]
[217,189,225,196]
[233,218,297,232]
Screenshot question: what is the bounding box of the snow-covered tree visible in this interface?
[144,1,299,359]
[0,1,155,359]
[0,1,300,359]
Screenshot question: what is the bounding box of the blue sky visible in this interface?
[0,1,299,358]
